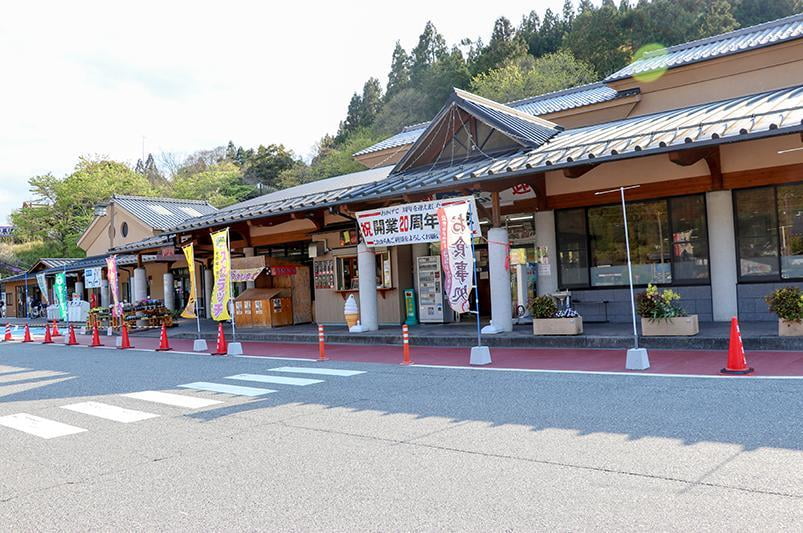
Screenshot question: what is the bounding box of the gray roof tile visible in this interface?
[111,195,218,230]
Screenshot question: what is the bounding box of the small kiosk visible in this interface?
[230,256,311,328]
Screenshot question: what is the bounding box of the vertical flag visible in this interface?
[106,255,122,317]
[210,228,231,321]
[437,201,474,314]
[36,273,49,304]
[54,272,68,321]
[181,243,197,319]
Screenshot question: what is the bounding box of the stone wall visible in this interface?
[569,285,713,323]
[737,282,803,322]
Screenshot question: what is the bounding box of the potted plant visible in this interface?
[765,287,803,336]
[530,295,583,335]
[636,284,699,336]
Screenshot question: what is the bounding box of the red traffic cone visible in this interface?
[211,322,227,356]
[118,324,133,350]
[66,324,79,346]
[22,324,33,343]
[3,323,11,342]
[721,317,754,375]
[89,324,103,347]
[41,322,54,344]
[51,321,61,337]
[155,324,172,351]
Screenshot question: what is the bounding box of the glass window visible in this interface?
[556,209,589,287]
[777,184,803,279]
[670,195,709,282]
[735,188,779,279]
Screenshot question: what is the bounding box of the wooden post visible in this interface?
[491,191,501,228]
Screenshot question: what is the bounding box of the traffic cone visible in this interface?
[155,324,172,351]
[66,324,79,346]
[118,324,133,350]
[721,317,754,375]
[51,321,61,337]
[211,322,227,356]
[41,322,53,344]
[89,324,102,347]
[3,323,11,342]
[22,324,33,343]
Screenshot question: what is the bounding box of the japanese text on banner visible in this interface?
[437,202,474,314]
[54,272,68,320]
[105,255,123,317]
[210,228,231,321]
[36,273,49,304]
[181,244,197,319]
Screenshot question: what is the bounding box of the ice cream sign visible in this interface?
[356,196,480,247]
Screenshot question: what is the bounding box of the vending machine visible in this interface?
[416,256,445,323]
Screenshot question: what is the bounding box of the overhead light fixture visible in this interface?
[508,215,533,221]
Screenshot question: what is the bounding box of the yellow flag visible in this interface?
[210,228,231,321]
[180,244,197,319]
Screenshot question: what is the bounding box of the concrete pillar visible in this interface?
[243,247,256,289]
[204,267,213,319]
[706,191,739,321]
[163,272,175,311]
[411,243,429,294]
[534,210,559,296]
[133,267,147,303]
[481,227,513,334]
[74,281,84,300]
[100,279,110,308]
[357,242,378,331]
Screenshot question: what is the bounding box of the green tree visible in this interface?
[733,0,801,27]
[698,0,739,37]
[410,21,448,87]
[386,42,411,99]
[337,78,384,142]
[469,17,528,75]
[169,161,255,208]
[240,144,298,191]
[564,0,629,77]
[418,47,471,116]
[371,87,431,137]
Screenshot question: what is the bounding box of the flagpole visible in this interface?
[24,271,29,323]
[470,237,482,347]
[228,229,237,343]
[194,263,202,340]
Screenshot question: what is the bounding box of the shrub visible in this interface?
[765,287,803,322]
[529,295,558,319]
[636,284,686,320]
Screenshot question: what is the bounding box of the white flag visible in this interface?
[437,202,474,314]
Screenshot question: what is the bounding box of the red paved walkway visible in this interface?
[10,331,802,377]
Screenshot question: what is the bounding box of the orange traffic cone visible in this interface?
[41,322,53,344]
[66,324,79,346]
[89,324,103,347]
[118,324,133,350]
[211,322,227,356]
[3,323,11,342]
[51,321,61,336]
[22,324,33,343]
[155,324,172,351]
[721,317,754,375]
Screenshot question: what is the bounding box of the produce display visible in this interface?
[86,299,173,331]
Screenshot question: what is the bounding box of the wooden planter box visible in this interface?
[778,319,803,336]
[641,315,699,336]
[533,317,583,335]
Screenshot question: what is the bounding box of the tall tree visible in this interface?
[698,0,739,37]
[564,0,628,77]
[386,42,411,99]
[733,0,801,27]
[469,17,527,75]
[410,21,448,87]
[240,144,298,191]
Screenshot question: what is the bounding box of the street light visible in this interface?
[594,185,650,370]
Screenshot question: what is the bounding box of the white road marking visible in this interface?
[0,370,67,383]
[0,413,87,439]
[225,374,324,386]
[178,382,276,397]
[60,401,159,423]
[0,365,30,374]
[123,391,223,408]
[269,366,366,377]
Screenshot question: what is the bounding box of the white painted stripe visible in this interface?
[0,365,29,374]
[0,413,87,439]
[233,354,316,361]
[269,366,366,377]
[123,391,223,408]
[179,382,276,397]
[226,374,323,386]
[411,364,803,380]
[60,401,159,423]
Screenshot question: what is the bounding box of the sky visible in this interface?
[0,0,567,223]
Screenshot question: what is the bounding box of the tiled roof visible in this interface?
[37,258,78,269]
[111,195,218,230]
[606,13,803,82]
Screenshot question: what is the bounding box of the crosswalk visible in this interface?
[0,365,366,440]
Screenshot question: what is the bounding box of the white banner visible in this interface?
[437,201,474,314]
[84,267,102,288]
[356,196,480,247]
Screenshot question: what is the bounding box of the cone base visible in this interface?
[721,367,754,375]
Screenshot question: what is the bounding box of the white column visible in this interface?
[357,242,378,331]
[482,227,513,334]
[411,243,429,294]
[133,267,147,303]
[534,210,559,296]
[204,267,214,319]
[74,281,84,300]
[100,279,110,307]
[163,272,175,311]
[706,191,739,321]
[243,247,256,289]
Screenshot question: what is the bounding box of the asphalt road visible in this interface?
[0,343,801,531]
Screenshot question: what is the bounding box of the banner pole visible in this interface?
[470,236,482,347]
[228,230,237,343]
[194,263,202,340]
[24,271,29,323]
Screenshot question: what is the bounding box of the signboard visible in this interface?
[54,272,68,321]
[210,228,232,321]
[36,273,49,304]
[356,196,480,247]
[180,244,197,319]
[106,255,122,317]
[437,201,474,314]
[84,267,102,289]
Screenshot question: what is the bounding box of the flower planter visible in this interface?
[778,319,803,336]
[533,317,583,335]
[640,315,699,336]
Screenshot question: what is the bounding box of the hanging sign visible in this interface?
[36,273,49,304]
[356,196,480,247]
[54,272,68,321]
[181,244,197,319]
[267,265,297,277]
[231,268,264,282]
[437,201,474,314]
[106,255,122,317]
[210,228,232,321]
[84,267,102,289]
